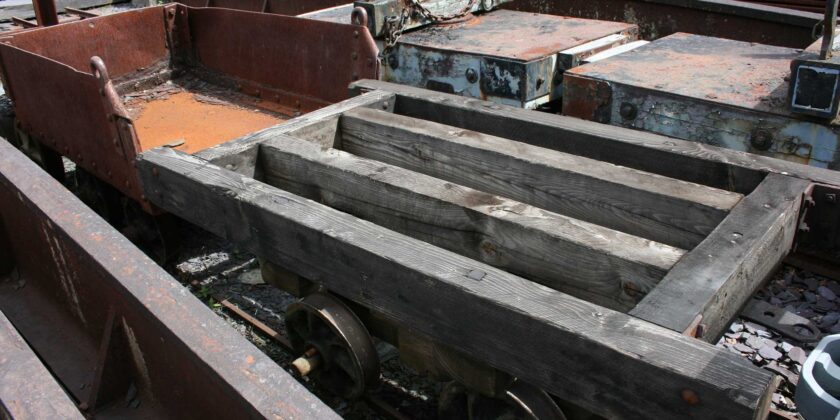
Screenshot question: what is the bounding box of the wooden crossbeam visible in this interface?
[339,107,742,249]
[349,79,840,193]
[138,147,774,420]
[259,135,684,311]
[631,173,810,341]
[194,90,395,176]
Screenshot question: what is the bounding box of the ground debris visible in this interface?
[719,265,840,417]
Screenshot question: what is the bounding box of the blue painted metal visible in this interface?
[384,10,638,108]
[564,33,840,169]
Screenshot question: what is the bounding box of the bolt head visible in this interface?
[465,68,478,84]
[750,129,773,151]
[681,389,700,405]
[619,102,638,120]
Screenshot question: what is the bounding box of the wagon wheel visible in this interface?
[439,380,567,420]
[285,293,380,399]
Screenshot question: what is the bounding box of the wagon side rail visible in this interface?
[0,4,379,208]
[0,137,337,418]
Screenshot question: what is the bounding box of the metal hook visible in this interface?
[89,56,110,86]
[351,6,368,28]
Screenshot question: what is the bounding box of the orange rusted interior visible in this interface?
[131,92,288,154]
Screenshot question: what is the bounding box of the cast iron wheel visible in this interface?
[285,293,379,399]
[439,379,566,420]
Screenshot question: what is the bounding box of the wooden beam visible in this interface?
[340,107,743,250]
[259,136,684,311]
[193,90,395,177]
[349,79,840,193]
[138,147,775,420]
[630,173,810,342]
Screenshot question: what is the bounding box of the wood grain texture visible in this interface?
[631,173,810,342]
[259,135,684,311]
[340,107,742,249]
[193,90,395,177]
[349,79,840,193]
[137,147,775,420]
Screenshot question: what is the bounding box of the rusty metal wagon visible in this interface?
[0,133,337,418]
[0,3,379,211]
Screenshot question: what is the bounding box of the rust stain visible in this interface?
[132,92,286,154]
[566,33,795,114]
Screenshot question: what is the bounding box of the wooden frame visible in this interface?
[136,80,831,418]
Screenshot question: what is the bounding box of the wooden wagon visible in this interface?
[131,80,840,418]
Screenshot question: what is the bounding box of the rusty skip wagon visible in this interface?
[3,2,840,420]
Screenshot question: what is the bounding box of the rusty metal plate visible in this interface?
[185,7,379,106]
[177,0,349,15]
[0,309,83,419]
[7,6,167,77]
[385,10,636,107]
[397,10,637,62]
[0,42,142,200]
[567,33,797,116]
[563,33,840,169]
[0,137,338,419]
[502,0,820,48]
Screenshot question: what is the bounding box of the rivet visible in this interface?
[681,389,700,405]
[750,129,773,151]
[619,102,638,120]
[465,68,478,84]
[623,281,639,297]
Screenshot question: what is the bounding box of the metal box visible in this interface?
[563,32,840,169]
[384,10,638,108]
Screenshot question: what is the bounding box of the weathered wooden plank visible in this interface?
[137,147,775,420]
[0,309,83,420]
[194,89,395,176]
[259,135,684,311]
[630,173,810,342]
[349,79,840,193]
[340,107,742,250]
